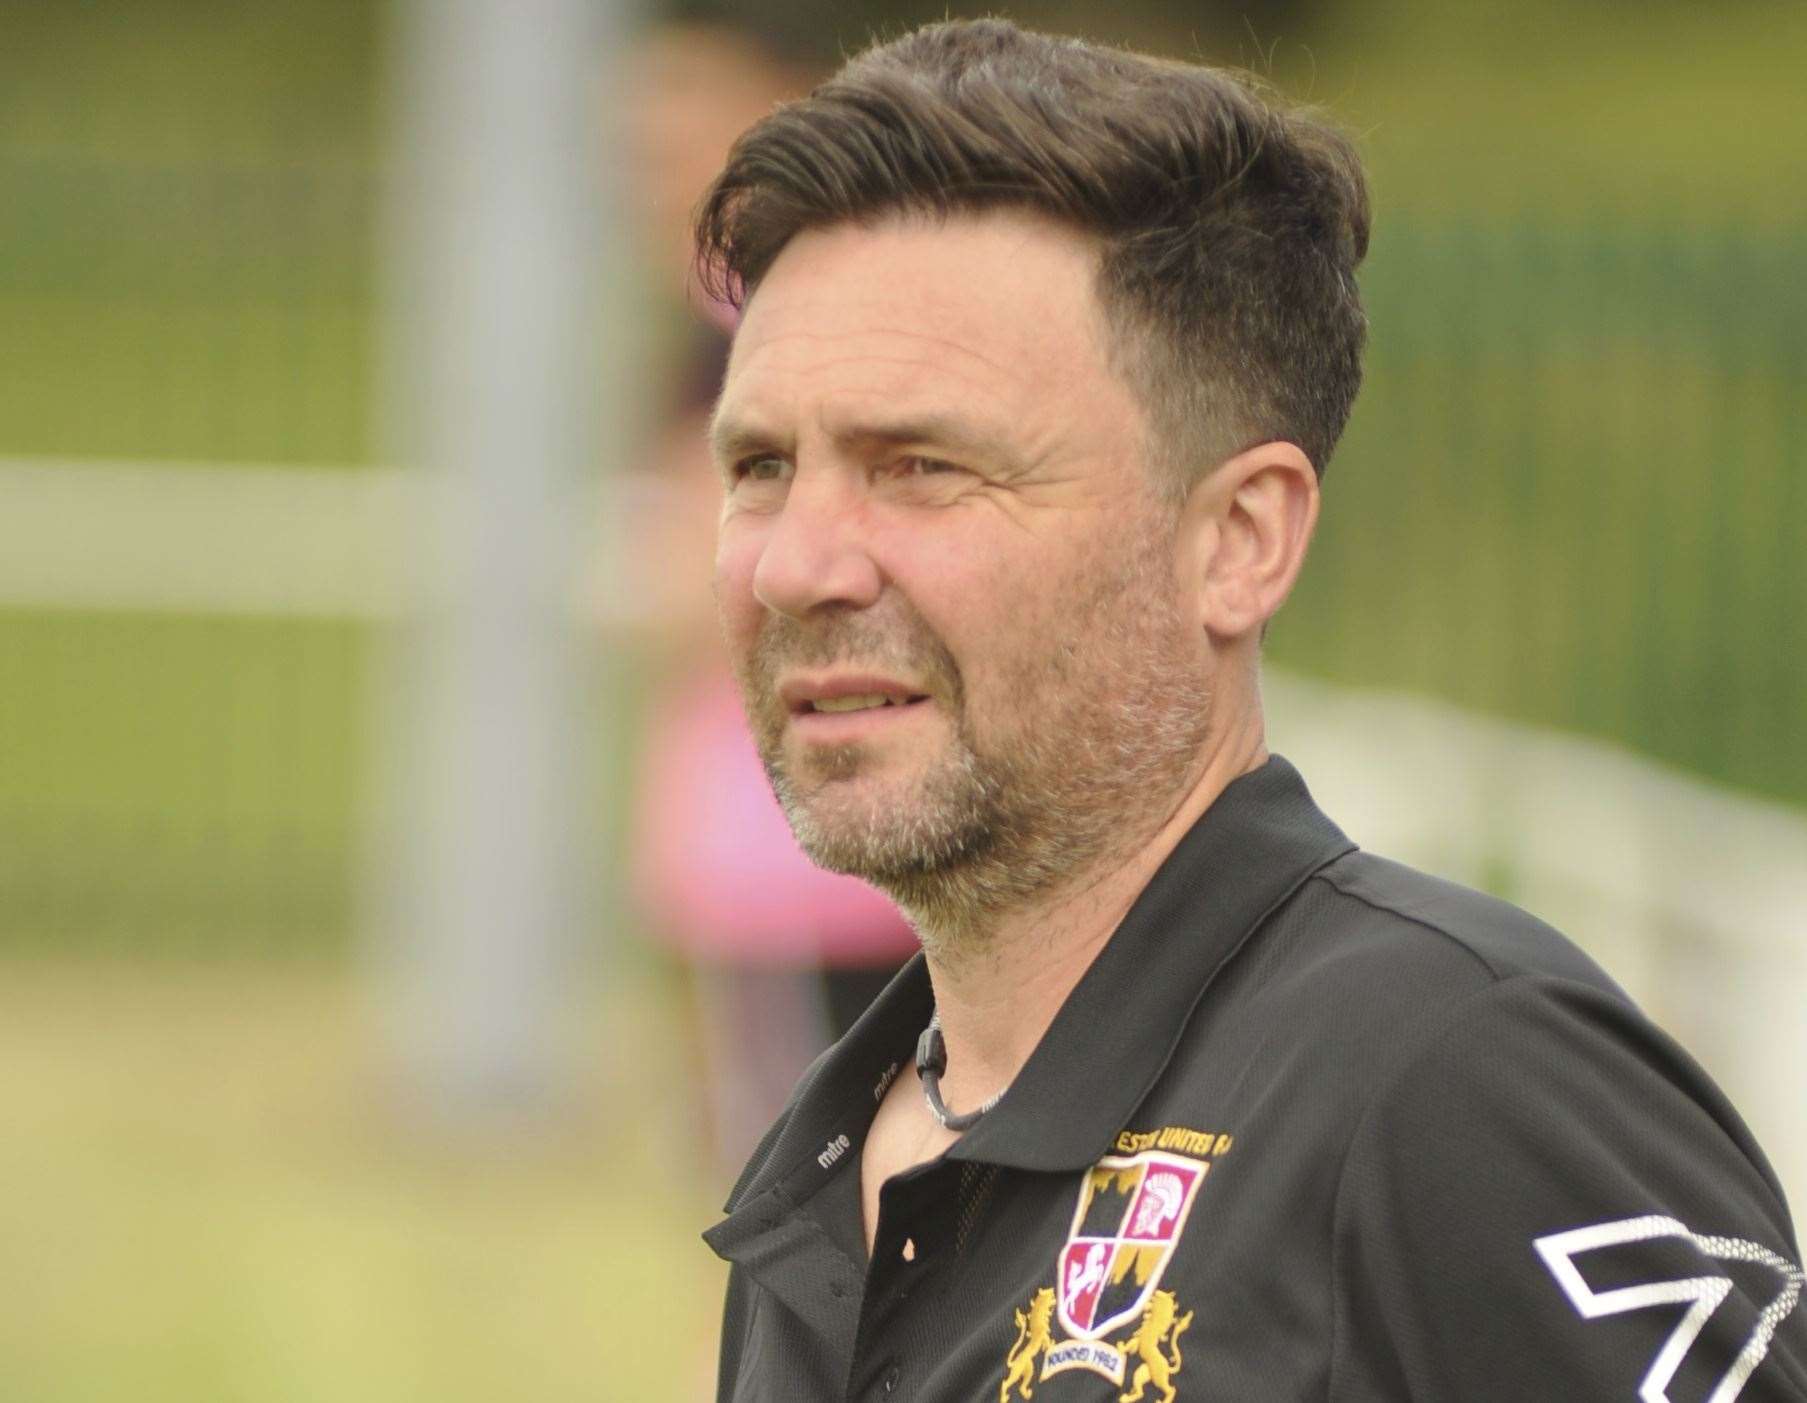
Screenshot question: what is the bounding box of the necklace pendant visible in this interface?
[915,1009,1003,1131]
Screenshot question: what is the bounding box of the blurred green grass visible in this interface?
[1283,220,1807,802]
[1,0,1803,951]
[3,218,1801,950]
[0,613,365,950]
[1,0,377,465]
[0,955,727,1402]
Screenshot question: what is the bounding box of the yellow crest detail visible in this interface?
[999,1287,1057,1402]
[1114,1289,1193,1403]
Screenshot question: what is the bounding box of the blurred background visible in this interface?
[1,0,1803,1397]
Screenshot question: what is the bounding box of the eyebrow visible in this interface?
[708,415,785,468]
[708,409,1009,468]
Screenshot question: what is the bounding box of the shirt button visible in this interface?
[881,1365,901,1394]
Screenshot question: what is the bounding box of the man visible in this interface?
[697,19,1807,1402]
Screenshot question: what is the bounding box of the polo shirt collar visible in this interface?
[946,753,1352,1171]
[722,753,1351,1210]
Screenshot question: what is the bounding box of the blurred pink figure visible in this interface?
[632,668,919,1166]
[635,675,917,967]
[621,17,916,1174]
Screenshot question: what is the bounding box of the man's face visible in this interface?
[711,212,1212,924]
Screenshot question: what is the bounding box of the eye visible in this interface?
[731,454,792,485]
[894,455,960,477]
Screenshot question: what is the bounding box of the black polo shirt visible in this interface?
[705,757,1807,1401]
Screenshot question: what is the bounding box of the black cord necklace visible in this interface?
[915,1009,1004,1131]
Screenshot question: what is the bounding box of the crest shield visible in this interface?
[1055,1151,1206,1340]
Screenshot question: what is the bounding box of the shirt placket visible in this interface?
[846,1157,966,1401]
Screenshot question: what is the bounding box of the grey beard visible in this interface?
[755,622,1211,959]
[761,712,1090,953]
[736,499,1210,957]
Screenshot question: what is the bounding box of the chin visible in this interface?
[789,774,905,837]
[787,741,920,794]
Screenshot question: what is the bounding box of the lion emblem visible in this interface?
[1115,1289,1193,1403]
[999,1287,1057,1401]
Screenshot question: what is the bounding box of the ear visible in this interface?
[1177,441,1320,641]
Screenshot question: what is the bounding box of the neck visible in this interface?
[909,717,1267,1114]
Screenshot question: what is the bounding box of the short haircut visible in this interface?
[694,18,1371,491]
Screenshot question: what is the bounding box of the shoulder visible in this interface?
[1288,866,1807,1399]
[1288,859,1798,1255]
[1195,846,1784,1183]
[1216,847,1794,1217]
[1257,851,1756,1151]
[1303,847,1626,992]
[1199,847,1632,1070]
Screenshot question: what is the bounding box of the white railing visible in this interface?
[4,455,1801,1198]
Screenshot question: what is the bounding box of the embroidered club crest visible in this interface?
[1001,1136,1224,1399]
[1056,1151,1206,1341]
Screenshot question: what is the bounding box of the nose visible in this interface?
[751,469,884,619]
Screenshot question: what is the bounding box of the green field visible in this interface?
[2,2,1804,945]
[0,612,366,950]
[1288,221,1807,800]
[4,213,1802,949]
[0,955,726,1402]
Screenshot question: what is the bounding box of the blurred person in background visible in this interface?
[621,9,918,1178]
[695,18,1807,1402]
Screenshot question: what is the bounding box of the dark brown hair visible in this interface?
[694,18,1371,488]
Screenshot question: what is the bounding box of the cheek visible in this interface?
[712,524,766,647]
[961,540,1131,696]
[887,538,1023,685]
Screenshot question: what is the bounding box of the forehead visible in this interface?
[717,212,1134,451]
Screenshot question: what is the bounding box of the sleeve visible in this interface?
[1329,974,1807,1402]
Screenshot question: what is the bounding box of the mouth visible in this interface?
[777,674,936,739]
[779,673,931,712]
[802,692,930,715]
